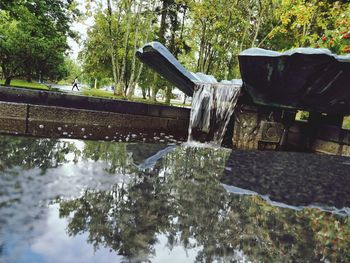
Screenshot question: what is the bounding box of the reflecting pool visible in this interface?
[0,135,349,262]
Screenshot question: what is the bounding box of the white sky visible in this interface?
[67,26,86,60]
[67,0,93,60]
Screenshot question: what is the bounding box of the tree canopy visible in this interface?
[0,0,79,85]
[78,0,350,103]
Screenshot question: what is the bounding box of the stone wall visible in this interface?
[0,87,190,143]
[232,104,350,156]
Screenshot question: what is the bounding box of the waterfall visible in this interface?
[188,81,241,145]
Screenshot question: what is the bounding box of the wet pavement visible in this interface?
[51,84,88,93]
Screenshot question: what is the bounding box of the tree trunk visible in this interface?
[183,94,187,105]
[165,86,171,105]
[158,0,169,43]
[117,0,132,97]
[165,0,181,104]
[251,17,262,48]
[151,73,158,101]
[5,76,12,86]
[131,0,156,99]
[142,87,147,99]
[197,21,207,72]
[239,8,252,52]
[26,73,32,83]
[152,87,158,101]
[127,0,142,99]
[107,0,119,96]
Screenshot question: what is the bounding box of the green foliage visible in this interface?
[0,0,348,94]
[80,0,190,102]
[79,0,349,101]
[268,0,350,53]
[82,88,123,99]
[62,57,82,84]
[79,11,113,81]
[80,1,159,97]
[0,0,79,85]
[0,135,78,173]
[342,116,350,130]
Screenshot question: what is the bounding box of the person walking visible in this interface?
[72,77,79,91]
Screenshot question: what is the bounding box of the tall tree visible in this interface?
[0,0,78,85]
[106,0,119,94]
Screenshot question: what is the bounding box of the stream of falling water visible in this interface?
[188,82,241,145]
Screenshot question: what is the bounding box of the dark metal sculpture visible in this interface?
[137,42,350,114]
[239,48,350,114]
[136,42,224,96]
[136,42,198,96]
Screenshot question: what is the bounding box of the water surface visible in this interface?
[0,135,349,262]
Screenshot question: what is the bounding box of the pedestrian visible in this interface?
[72,77,79,91]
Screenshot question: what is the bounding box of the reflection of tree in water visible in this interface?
[59,166,173,260]
[0,135,78,173]
[58,146,350,262]
[82,141,135,174]
[126,144,171,166]
[81,141,172,174]
[58,147,228,261]
[0,136,169,176]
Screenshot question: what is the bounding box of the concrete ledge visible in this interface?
[0,101,189,142]
[0,102,27,134]
[0,85,190,120]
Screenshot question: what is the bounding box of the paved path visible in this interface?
[51,84,88,93]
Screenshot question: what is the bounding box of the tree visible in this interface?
[80,0,158,96]
[0,135,78,174]
[260,0,350,53]
[0,0,78,85]
[62,57,82,83]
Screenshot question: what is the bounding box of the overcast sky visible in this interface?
[67,0,93,60]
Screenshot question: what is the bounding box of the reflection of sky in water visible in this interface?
[4,204,120,263]
[0,145,205,262]
[2,203,205,263]
[0,159,132,262]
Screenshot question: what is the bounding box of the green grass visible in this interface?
[0,80,190,108]
[82,88,191,107]
[170,101,191,108]
[82,88,124,100]
[82,89,165,105]
[131,97,166,105]
[56,79,71,85]
[0,79,49,90]
[342,116,350,130]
